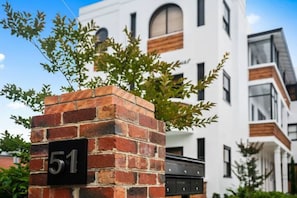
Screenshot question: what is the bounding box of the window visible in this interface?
[223,0,230,35]
[166,147,183,155]
[130,13,136,38]
[95,28,108,52]
[197,0,205,26]
[249,83,278,121]
[197,138,205,161]
[197,63,205,100]
[149,4,183,38]
[288,124,297,141]
[173,73,184,98]
[223,71,231,103]
[223,145,231,177]
[95,28,108,44]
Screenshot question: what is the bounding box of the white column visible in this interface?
[274,146,282,191]
[282,152,288,193]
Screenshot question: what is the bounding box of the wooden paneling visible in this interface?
[147,32,183,54]
[249,122,291,149]
[249,66,290,107]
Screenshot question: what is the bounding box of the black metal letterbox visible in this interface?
[165,153,205,196]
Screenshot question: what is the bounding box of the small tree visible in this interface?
[0,2,227,131]
[0,131,30,198]
[230,140,272,196]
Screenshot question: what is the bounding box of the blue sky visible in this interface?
[0,0,296,141]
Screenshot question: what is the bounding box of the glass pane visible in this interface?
[249,94,271,121]
[249,39,271,65]
[249,84,271,96]
[150,9,166,37]
[223,75,229,90]
[167,6,183,33]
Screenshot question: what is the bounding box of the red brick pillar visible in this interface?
[29,86,166,198]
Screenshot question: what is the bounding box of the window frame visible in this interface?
[197,0,205,26]
[197,138,205,161]
[288,124,297,141]
[223,145,231,178]
[223,0,230,35]
[249,83,278,122]
[223,71,231,103]
[197,63,205,100]
[130,12,137,38]
[149,4,183,38]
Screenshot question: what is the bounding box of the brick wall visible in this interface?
[29,86,166,198]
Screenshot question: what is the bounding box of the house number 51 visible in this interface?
[49,149,78,175]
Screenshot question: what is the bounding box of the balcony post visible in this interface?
[282,152,288,193]
[274,146,282,191]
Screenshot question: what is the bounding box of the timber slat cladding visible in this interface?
[250,122,291,149]
[249,66,290,107]
[147,32,183,53]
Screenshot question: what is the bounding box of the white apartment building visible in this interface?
[79,0,297,197]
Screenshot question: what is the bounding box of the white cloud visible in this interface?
[0,53,5,69]
[247,13,260,25]
[7,102,26,110]
[0,53,5,62]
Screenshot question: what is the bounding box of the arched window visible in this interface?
[95,28,108,44]
[149,4,183,38]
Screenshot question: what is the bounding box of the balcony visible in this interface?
[250,122,291,150]
[248,28,296,87]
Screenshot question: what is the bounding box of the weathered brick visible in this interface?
[47,126,78,140]
[28,187,42,198]
[48,188,73,198]
[139,114,157,130]
[98,104,116,120]
[139,142,156,157]
[29,173,47,186]
[135,96,155,112]
[60,89,93,103]
[88,138,96,153]
[149,186,165,198]
[128,124,148,140]
[128,155,148,170]
[149,131,165,145]
[98,170,115,184]
[139,173,156,185]
[88,154,115,168]
[157,120,166,133]
[80,121,116,137]
[127,187,147,198]
[98,136,137,154]
[94,86,114,96]
[31,113,61,128]
[44,95,59,105]
[63,108,96,123]
[116,105,138,122]
[44,102,76,114]
[30,144,48,157]
[115,171,136,184]
[29,158,44,171]
[150,159,165,171]
[30,129,44,143]
[158,146,166,159]
[79,187,112,198]
[77,96,113,109]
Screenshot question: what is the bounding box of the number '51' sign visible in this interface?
[47,138,88,185]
